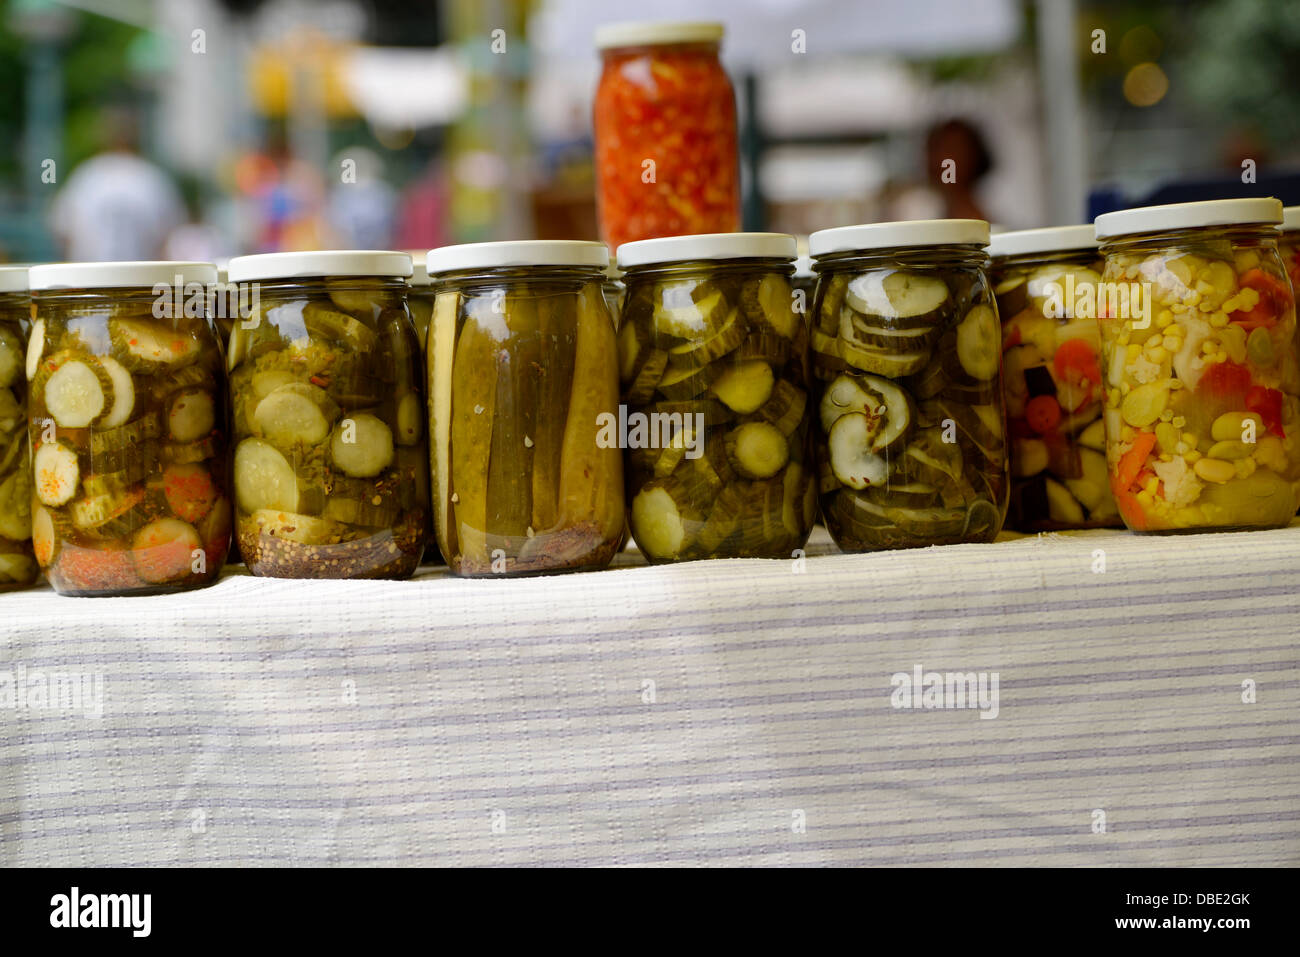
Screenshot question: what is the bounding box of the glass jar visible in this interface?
[26,261,231,596]
[989,226,1120,530]
[1094,198,1300,532]
[593,21,740,250]
[616,233,814,562]
[809,220,1008,550]
[0,268,37,590]
[225,251,426,578]
[1280,206,1300,294]
[603,263,625,330]
[425,241,624,577]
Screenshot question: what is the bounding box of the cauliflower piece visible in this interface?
[1152,456,1204,507]
[1127,354,1163,384]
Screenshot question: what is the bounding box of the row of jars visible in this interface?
[1,197,1297,595]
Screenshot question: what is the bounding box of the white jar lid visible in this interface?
[616,233,795,269]
[595,21,724,50]
[988,225,1098,259]
[1282,206,1300,233]
[0,266,29,293]
[227,250,412,282]
[810,220,990,258]
[29,261,218,291]
[1094,198,1282,240]
[426,241,608,275]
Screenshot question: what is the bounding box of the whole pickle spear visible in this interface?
[530,291,576,532]
[450,296,500,566]
[550,282,623,543]
[486,291,538,538]
[430,290,458,558]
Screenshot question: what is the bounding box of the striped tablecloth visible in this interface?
[2,524,1297,867]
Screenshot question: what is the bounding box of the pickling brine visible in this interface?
[426,241,624,577]
[26,262,231,596]
[0,269,37,589]
[225,251,427,578]
[1095,199,1300,532]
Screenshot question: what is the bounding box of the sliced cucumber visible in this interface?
[323,496,401,529]
[253,383,336,447]
[818,373,912,452]
[725,421,789,480]
[630,482,698,560]
[625,349,668,404]
[25,319,44,382]
[654,283,729,340]
[666,308,744,368]
[955,304,1000,381]
[0,470,31,540]
[710,360,774,414]
[162,462,218,523]
[330,413,394,478]
[109,318,201,372]
[749,379,806,435]
[656,363,716,400]
[96,356,136,430]
[846,271,949,320]
[251,369,298,400]
[841,308,939,352]
[693,482,744,555]
[89,415,160,457]
[903,429,963,485]
[234,437,299,513]
[303,300,378,351]
[248,508,342,546]
[34,441,79,506]
[838,341,930,378]
[43,355,111,428]
[617,319,645,383]
[741,274,797,338]
[864,482,939,508]
[131,517,203,583]
[817,273,847,335]
[827,413,888,489]
[0,327,22,390]
[168,389,216,444]
[71,483,146,532]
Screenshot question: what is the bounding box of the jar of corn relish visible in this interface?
[593,21,740,250]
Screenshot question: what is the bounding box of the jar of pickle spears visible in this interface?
[593,21,740,249]
[989,225,1119,530]
[809,220,1008,550]
[225,251,427,578]
[0,267,37,589]
[617,233,814,561]
[425,241,624,577]
[1280,206,1300,293]
[26,261,231,596]
[1094,198,1300,532]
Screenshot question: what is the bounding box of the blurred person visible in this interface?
[164,176,229,263]
[326,146,396,250]
[394,156,450,252]
[50,107,185,261]
[924,118,993,222]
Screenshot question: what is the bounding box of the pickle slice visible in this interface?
[828,413,888,489]
[710,360,774,414]
[656,363,717,400]
[234,437,299,513]
[693,482,745,555]
[88,414,161,458]
[0,470,31,541]
[162,437,216,465]
[0,327,20,391]
[667,308,744,369]
[131,517,203,583]
[625,349,668,404]
[330,413,394,479]
[449,306,498,562]
[486,295,539,539]
[168,389,216,443]
[303,300,379,352]
[749,379,806,436]
[34,440,80,506]
[841,308,939,353]
[955,304,1000,381]
[253,382,338,447]
[817,274,847,336]
[109,318,201,372]
[654,283,729,340]
[430,291,458,557]
[71,483,146,533]
[97,356,136,430]
[323,496,401,528]
[531,294,576,535]
[725,421,789,480]
[248,508,342,546]
[846,272,949,321]
[631,480,701,561]
[741,274,797,338]
[838,340,929,378]
[25,319,45,382]
[42,354,112,428]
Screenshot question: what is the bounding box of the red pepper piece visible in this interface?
[1245,385,1286,438]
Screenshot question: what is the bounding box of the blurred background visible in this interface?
[0,0,1297,263]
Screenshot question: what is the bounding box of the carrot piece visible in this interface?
[1114,430,1157,492]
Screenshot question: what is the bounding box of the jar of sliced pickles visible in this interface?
[990,225,1119,530]
[1094,198,1300,532]
[616,233,814,561]
[593,21,740,249]
[0,267,37,590]
[26,261,231,596]
[1280,206,1300,294]
[425,241,624,577]
[809,220,1008,550]
[225,251,427,578]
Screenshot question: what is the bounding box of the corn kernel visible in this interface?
[1184,289,1202,307]
[1202,341,1217,355]
[1172,416,1186,428]
[1185,450,1203,464]
[1208,311,1229,328]
[1127,344,1142,361]
[1147,346,1168,363]
[1171,303,1188,314]
[1157,309,1174,327]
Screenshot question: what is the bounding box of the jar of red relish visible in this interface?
[593,21,740,250]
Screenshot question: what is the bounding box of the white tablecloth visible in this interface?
[2,525,1298,867]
